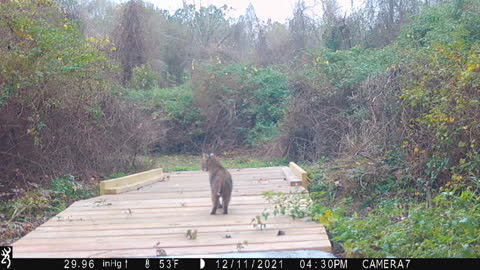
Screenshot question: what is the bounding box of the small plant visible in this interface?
[263,191,312,219]
[51,174,94,200]
[251,215,267,230]
[236,240,249,252]
[185,229,197,240]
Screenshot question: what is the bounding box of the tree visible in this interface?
[114,0,147,85]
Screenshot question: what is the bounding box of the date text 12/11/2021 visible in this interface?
[215,259,349,269]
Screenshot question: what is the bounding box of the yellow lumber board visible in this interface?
[102,173,169,195]
[289,162,308,187]
[99,168,165,195]
[281,167,302,186]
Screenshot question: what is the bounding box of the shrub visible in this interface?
[398,0,480,194]
[131,64,159,90]
[329,189,480,258]
[192,62,289,149]
[51,174,94,200]
[0,0,164,188]
[271,47,398,160]
[125,84,201,152]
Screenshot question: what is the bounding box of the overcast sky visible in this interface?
[127,0,363,23]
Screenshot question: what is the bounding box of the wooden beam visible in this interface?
[99,168,168,195]
[281,167,302,186]
[289,162,308,188]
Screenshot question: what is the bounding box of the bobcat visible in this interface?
[201,153,233,215]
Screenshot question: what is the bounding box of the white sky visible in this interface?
[136,0,363,23]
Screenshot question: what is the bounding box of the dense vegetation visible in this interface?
[1,0,479,257]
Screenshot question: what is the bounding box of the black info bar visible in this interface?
[1,258,479,270]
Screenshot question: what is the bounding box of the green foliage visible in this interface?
[329,190,480,258]
[127,84,198,125]
[85,105,105,122]
[131,65,159,90]
[0,0,155,187]
[195,62,289,147]
[398,0,480,48]
[0,0,111,107]
[263,191,313,219]
[126,62,290,150]
[51,174,94,200]
[306,47,398,91]
[398,1,480,191]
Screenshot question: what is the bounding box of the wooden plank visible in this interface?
[87,186,304,200]
[73,195,272,207]
[99,168,166,195]
[25,223,324,239]
[129,178,290,189]
[59,204,272,216]
[50,206,276,221]
[14,233,328,253]
[33,215,318,232]
[104,174,169,195]
[282,167,302,186]
[14,239,332,258]
[289,162,308,187]
[15,228,326,247]
[39,217,317,232]
[42,211,296,227]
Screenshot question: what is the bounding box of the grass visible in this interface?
[155,154,288,172]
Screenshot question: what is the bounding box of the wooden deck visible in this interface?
[12,166,331,258]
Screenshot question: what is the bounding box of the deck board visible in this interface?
[12,166,330,258]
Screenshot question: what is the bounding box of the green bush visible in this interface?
[329,189,480,257]
[131,65,159,90]
[307,47,398,91]
[1,0,160,185]
[398,0,480,192]
[127,84,198,125]
[51,174,94,200]
[126,62,290,151]
[398,0,480,48]
[193,62,289,147]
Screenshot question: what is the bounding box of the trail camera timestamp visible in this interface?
[299,259,348,269]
